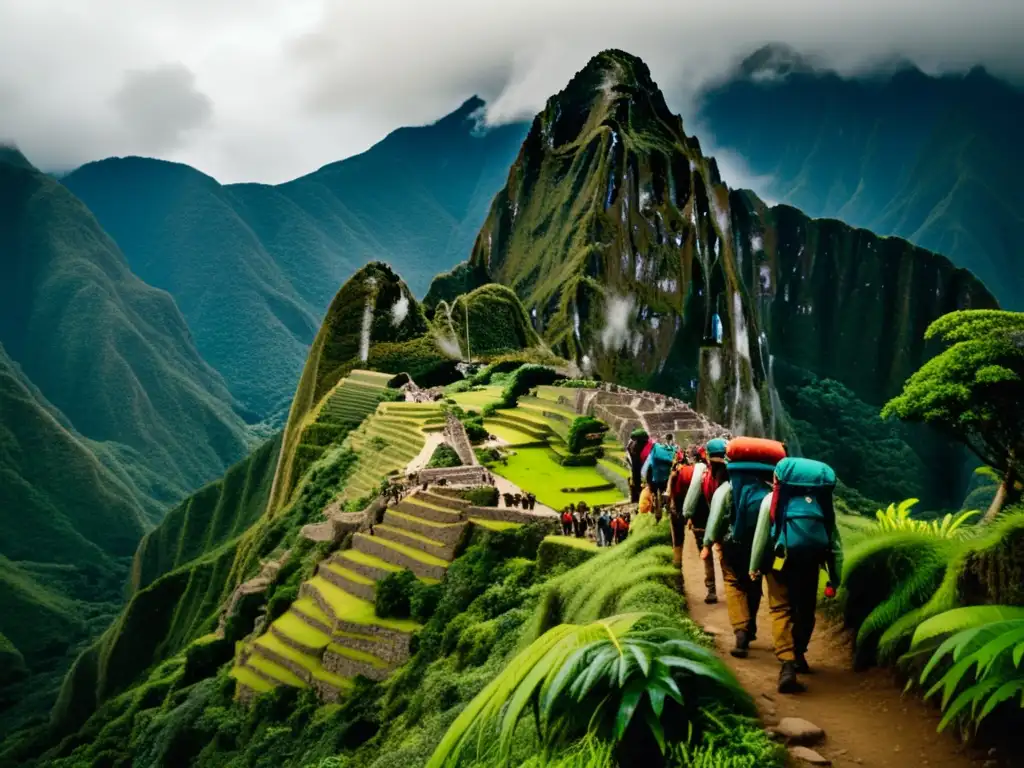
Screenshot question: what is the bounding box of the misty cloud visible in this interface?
[112,64,213,153]
[0,0,1021,182]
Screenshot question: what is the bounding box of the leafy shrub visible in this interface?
[481,403,497,417]
[376,570,420,619]
[179,637,234,687]
[908,605,1024,733]
[876,498,979,538]
[301,422,350,447]
[567,416,609,453]
[426,444,463,469]
[499,364,562,408]
[474,447,501,465]
[427,616,752,767]
[558,452,599,467]
[555,379,600,389]
[462,416,488,444]
[411,583,444,623]
[460,486,499,507]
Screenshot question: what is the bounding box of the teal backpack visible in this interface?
[649,443,675,483]
[771,458,837,558]
[726,462,775,546]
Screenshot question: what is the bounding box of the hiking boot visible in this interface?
[795,654,812,675]
[704,588,718,604]
[730,630,750,659]
[746,621,758,642]
[778,661,806,694]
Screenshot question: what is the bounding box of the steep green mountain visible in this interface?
[444,49,996,507]
[0,152,253,505]
[696,46,1024,309]
[430,283,543,359]
[63,99,530,418]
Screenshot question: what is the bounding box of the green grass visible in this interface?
[338,550,401,573]
[245,653,307,688]
[483,420,543,446]
[376,524,446,548]
[489,446,627,508]
[387,509,462,530]
[322,563,375,586]
[307,576,421,632]
[363,534,450,567]
[229,664,276,693]
[598,458,630,478]
[255,633,355,687]
[447,386,505,409]
[470,519,523,532]
[327,643,389,669]
[402,497,464,516]
[543,535,597,550]
[273,611,333,649]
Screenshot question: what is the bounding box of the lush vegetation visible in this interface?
[426,445,463,470]
[432,284,542,361]
[566,416,609,454]
[883,310,1024,520]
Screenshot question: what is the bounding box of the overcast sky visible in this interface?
[1,0,1021,184]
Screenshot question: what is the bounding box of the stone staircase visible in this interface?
[231,489,551,703]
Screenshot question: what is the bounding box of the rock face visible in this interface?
[446,49,996,503]
[776,717,826,745]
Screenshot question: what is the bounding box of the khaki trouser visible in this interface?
[765,559,819,662]
[719,544,762,634]
[692,528,717,595]
[669,501,686,567]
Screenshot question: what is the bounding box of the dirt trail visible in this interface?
[681,534,989,768]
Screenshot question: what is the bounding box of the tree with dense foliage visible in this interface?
[882,311,1024,521]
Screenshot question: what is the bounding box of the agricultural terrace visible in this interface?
[447,382,630,509]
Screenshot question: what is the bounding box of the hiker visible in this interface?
[702,437,786,658]
[682,438,731,605]
[638,484,654,515]
[525,492,536,510]
[625,429,651,503]
[597,507,612,547]
[749,456,843,694]
[666,450,696,568]
[641,433,677,522]
[611,513,630,544]
[560,507,574,536]
[502,492,513,507]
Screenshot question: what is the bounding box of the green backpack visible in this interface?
[771,457,837,558]
[726,462,775,546]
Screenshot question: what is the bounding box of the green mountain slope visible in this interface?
[0,153,253,506]
[451,49,996,508]
[63,99,530,417]
[696,49,1024,308]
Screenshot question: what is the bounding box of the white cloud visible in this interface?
[0,0,1021,182]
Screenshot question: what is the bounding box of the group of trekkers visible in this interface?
[502,491,537,509]
[559,503,631,546]
[627,429,843,695]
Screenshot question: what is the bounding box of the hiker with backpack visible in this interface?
[641,433,677,522]
[749,457,844,694]
[625,429,650,503]
[560,507,573,536]
[701,437,787,658]
[682,438,730,604]
[666,450,695,569]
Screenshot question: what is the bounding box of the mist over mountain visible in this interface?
[696,45,1024,308]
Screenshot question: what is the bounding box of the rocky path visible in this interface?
[681,534,992,768]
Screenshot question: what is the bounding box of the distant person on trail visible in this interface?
[597,507,612,547]
[641,433,677,522]
[525,492,536,510]
[560,507,573,536]
[625,429,650,503]
[683,438,730,605]
[749,456,843,694]
[503,492,514,507]
[611,513,630,544]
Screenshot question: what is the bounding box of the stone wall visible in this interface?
[443,412,478,466]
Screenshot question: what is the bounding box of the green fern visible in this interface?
[427,615,750,767]
[908,606,1024,733]
[874,498,979,539]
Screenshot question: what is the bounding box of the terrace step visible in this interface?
[319,562,376,602]
[375,524,454,560]
[418,490,471,510]
[243,655,307,692]
[332,550,401,582]
[489,414,551,440]
[397,497,465,524]
[383,509,465,545]
[299,576,422,636]
[272,610,332,655]
[323,643,393,682]
[231,665,275,695]
[291,596,334,635]
[352,533,449,580]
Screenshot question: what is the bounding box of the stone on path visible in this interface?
[776,717,826,745]
[789,746,831,765]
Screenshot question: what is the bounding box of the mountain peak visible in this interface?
[738,43,817,81]
[0,143,36,172]
[433,95,486,129]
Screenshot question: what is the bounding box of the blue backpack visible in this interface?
[771,458,837,558]
[649,443,675,483]
[726,462,775,545]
